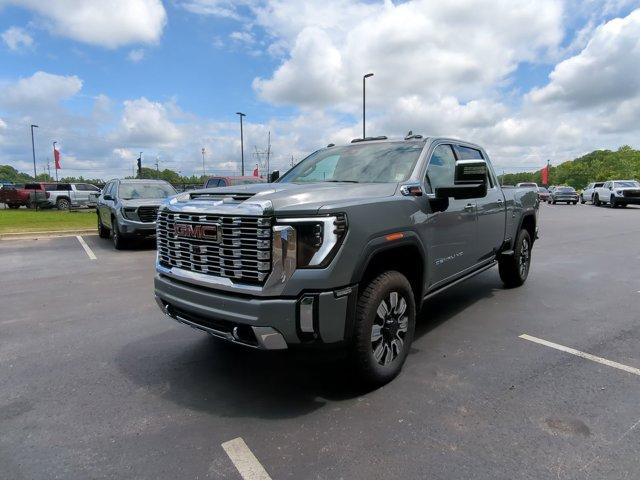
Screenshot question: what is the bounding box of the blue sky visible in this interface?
[0,1,639,179]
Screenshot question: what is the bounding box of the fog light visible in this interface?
[299,296,315,333]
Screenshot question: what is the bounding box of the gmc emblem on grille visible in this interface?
[174,223,220,242]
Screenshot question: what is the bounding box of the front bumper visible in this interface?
[154,273,356,349]
[118,218,157,237]
[616,197,640,204]
[551,196,578,202]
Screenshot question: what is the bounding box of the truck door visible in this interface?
[456,145,505,263]
[420,143,478,288]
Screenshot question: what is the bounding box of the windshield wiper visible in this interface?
[325,180,359,183]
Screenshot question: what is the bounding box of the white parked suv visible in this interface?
[580,182,604,204]
[593,180,640,208]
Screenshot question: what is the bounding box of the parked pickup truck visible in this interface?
[0,183,49,208]
[593,180,640,208]
[154,136,539,385]
[44,183,102,210]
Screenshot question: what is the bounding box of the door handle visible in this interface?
[464,203,476,212]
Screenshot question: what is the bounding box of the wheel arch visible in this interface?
[352,232,427,307]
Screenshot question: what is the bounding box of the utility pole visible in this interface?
[201,147,206,178]
[266,131,271,179]
[363,73,373,138]
[236,112,246,176]
[30,124,39,179]
[155,157,160,179]
[47,159,51,179]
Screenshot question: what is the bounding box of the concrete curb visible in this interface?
[0,229,98,240]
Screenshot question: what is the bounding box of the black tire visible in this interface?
[111,217,127,250]
[573,201,577,205]
[619,203,627,208]
[594,194,600,206]
[351,271,416,387]
[56,198,70,211]
[580,195,585,204]
[8,204,20,209]
[552,200,556,204]
[498,229,532,288]
[97,213,110,239]
[609,196,617,208]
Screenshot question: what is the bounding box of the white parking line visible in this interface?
[519,334,640,376]
[76,235,97,260]
[222,437,272,480]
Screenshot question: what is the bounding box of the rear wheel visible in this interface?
[351,271,416,387]
[7,204,20,209]
[56,198,70,210]
[499,229,532,288]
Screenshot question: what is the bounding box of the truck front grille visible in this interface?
[138,206,159,223]
[623,190,640,198]
[157,210,272,284]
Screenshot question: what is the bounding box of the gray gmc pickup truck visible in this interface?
[154,136,539,385]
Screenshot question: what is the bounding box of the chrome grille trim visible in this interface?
[137,205,159,223]
[157,210,273,284]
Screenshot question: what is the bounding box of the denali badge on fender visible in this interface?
[174,223,220,242]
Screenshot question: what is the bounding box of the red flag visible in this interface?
[541,164,548,185]
[253,164,259,177]
[54,145,61,170]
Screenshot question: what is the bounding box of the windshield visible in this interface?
[118,182,176,200]
[614,181,640,188]
[279,141,424,184]
[538,187,548,192]
[558,187,575,193]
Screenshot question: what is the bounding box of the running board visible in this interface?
[423,261,497,301]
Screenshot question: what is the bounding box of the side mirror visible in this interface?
[435,160,488,200]
[270,170,280,182]
[103,194,113,201]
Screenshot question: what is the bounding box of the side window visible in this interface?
[206,178,220,188]
[425,145,456,193]
[455,146,483,160]
[219,179,228,187]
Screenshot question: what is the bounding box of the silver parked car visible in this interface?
[96,179,176,249]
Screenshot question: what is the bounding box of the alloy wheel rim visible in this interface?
[519,238,530,277]
[371,291,409,366]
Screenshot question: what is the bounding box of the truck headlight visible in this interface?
[616,190,625,196]
[278,214,348,268]
[121,207,137,220]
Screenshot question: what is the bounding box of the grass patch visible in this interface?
[0,209,96,234]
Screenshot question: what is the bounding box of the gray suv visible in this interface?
[97,179,176,249]
[154,137,539,385]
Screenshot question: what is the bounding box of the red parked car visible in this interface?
[203,176,265,189]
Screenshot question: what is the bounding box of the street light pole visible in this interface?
[30,124,39,179]
[236,112,246,176]
[363,73,373,139]
[201,147,206,178]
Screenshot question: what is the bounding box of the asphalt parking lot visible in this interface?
[2,203,639,480]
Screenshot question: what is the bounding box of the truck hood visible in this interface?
[180,182,399,215]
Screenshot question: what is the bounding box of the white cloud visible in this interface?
[1,26,34,51]
[5,0,167,48]
[253,0,563,108]
[0,71,83,110]
[229,31,255,44]
[127,49,145,62]
[117,97,183,147]
[529,8,640,108]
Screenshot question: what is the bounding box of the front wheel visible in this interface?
[580,195,585,204]
[594,194,600,206]
[97,213,110,239]
[112,218,127,250]
[609,196,617,208]
[351,271,416,387]
[499,229,532,288]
